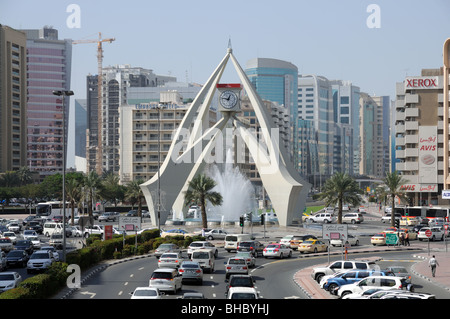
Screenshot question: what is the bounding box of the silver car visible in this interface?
[225,257,249,280]
[158,252,183,268]
[178,261,203,284]
[154,243,180,258]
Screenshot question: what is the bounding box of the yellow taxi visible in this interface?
[289,235,317,250]
[371,233,386,246]
[298,239,328,254]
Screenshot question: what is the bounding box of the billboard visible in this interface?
[418,126,437,184]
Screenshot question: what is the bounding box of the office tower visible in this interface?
[21,26,72,180]
[395,68,445,206]
[0,25,27,172]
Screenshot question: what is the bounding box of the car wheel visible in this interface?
[355,240,359,246]
[351,220,356,224]
[315,274,324,283]
[314,248,318,253]
[341,291,351,298]
[288,251,292,258]
[328,283,338,293]
[279,253,283,259]
[207,235,213,240]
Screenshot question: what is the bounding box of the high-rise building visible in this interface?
[21,26,72,180]
[395,68,445,206]
[86,65,176,174]
[0,25,27,172]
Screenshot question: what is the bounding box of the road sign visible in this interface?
[425,229,432,238]
[322,224,348,241]
[385,233,398,245]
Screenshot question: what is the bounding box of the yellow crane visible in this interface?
[73,33,115,175]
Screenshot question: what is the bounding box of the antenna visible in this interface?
[227,37,232,53]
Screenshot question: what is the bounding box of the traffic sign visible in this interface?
[425,229,432,238]
[385,233,398,245]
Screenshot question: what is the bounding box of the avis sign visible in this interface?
[442,190,450,199]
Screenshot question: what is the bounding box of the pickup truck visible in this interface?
[83,225,104,238]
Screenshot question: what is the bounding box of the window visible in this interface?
[340,96,349,104]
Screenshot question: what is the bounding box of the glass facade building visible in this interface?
[22,27,72,180]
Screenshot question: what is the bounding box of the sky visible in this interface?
[2,0,450,167]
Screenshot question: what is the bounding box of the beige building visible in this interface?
[395,68,446,205]
[0,25,27,172]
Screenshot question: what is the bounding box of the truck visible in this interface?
[311,259,376,283]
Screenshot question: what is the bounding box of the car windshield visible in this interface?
[30,253,49,259]
[8,251,23,257]
[158,244,173,249]
[16,240,29,245]
[230,293,256,299]
[151,272,172,279]
[190,243,204,248]
[239,242,251,247]
[161,254,178,259]
[266,244,278,248]
[0,274,15,281]
[229,259,246,265]
[389,267,408,273]
[303,240,315,244]
[182,263,199,269]
[193,252,210,259]
[134,289,157,297]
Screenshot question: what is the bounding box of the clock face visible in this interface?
[219,90,238,109]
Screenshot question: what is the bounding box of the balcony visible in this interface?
[395,150,405,158]
[405,94,419,104]
[395,124,405,133]
[405,108,419,117]
[405,148,418,157]
[405,121,418,130]
[405,135,418,144]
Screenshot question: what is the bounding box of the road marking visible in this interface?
[130,274,134,278]
[118,291,123,296]
[138,267,144,270]
[124,282,128,286]
[80,291,96,298]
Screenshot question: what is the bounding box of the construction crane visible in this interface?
[73,32,115,175]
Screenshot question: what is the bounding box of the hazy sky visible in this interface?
[2,0,450,166]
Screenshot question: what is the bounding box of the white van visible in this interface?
[43,222,63,237]
[224,234,253,252]
[191,249,215,273]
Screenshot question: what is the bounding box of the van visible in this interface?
[224,234,253,252]
[342,213,364,224]
[149,268,182,294]
[191,249,215,273]
[43,222,63,237]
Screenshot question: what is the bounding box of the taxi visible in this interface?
[289,235,317,250]
[371,233,386,246]
[399,228,417,240]
[298,239,328,254]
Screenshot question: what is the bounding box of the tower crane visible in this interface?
[73,32,115,175]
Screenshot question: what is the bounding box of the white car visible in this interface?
[158,252,183,269]
[307,213,335,223]
[337,276,412,298]
[330,234,359,247]
[0,272,22,292]
[2,231,20,244]
[418,227,444,241]
[187,241,218,258]
[7,223,20,233]
[279,235,296,246]
[28,236,41,249]
[227,287,259,299]
[130,287,163,299]
[23,230,38,240]
[263,243,292,259]
[27,250,55,274]
[40,246,60,261]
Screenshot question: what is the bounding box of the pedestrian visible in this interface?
[429,255,439,277]
[399,232,405,246]
[405,231,410,246]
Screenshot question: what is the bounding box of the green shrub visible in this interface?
[0,287,31,299]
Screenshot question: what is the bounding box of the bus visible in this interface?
[394,206,450,221]
[36,201,65,217]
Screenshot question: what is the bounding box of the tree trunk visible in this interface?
[201,196,207,229]
[390,194,396,227]
[338,197,343,224]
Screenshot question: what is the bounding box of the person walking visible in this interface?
[405,231,410,246]
[429,255,439,277]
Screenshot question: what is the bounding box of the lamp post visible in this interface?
[52,90,74,263]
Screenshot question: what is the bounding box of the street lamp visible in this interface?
[52,90,74,263]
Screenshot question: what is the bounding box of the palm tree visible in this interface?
[184,174,223,229]
[84,171,103,217]
[383,171,408,227]
[125,179,145,217]
[317,172,362,224]
[65,177,81,225]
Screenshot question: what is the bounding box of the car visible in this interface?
[337,276,413,298]
[83,225,104,238]
[381,213,402,223]
[371,233,386,246]
[7,223,21,233]
[6,249,29,268]
[126,210,138,217]
[263,243,292,258]
[429,217,445,228]
[161,228,195,238]
[322,269,395,294]
[154,243,181,258]
[225,274,256,298]
[22,230,38,240]
[307,213,335,223]
[226,287,259,299]
[49,233,64,249]
[398,228,417,241]
[288,235,318,250]
[28,236,41,249]
[15,239,34,255]
[130,287,163,299]
[27,250,55,274]
[2,232,19,244]
[40,246,60,261]
[225,257,249,279]
[187,241,218,258]
[191,249,215,273]
[279,235,296,246]
[98,212,120,222]
[235,251,256,268]
[66,225,82,237]
[298,239,328,254]
[342,213,364,224]
[0,272,22,292]
[158,252,183,269]
[26,221,43,234]
[203,228,228,240]
[341,288,401,299]
[330,234,360,247]
[0,251,7,271]
[385,266,412,284]
[379,291,436,299]
[311,260,375,283]
[52,215,63,223]
[178,292,206,299]
[418,227,444,241]
[0,238,14,252]
[149,268,182,294]
[178,261,203,284]
[358,206,367,213]
[237,240,264,257]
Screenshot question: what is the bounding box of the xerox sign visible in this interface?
[405,76,439,90]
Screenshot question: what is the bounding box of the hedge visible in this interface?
[0,229,205,299]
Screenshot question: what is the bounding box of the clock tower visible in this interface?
[217,83,241,113]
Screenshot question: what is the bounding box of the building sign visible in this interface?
[322,224,348,241]
[442,190,450,199]
[119,216,141,232]
[405,76,439,90]
[418,126,437,184]
[400,184,438,193]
